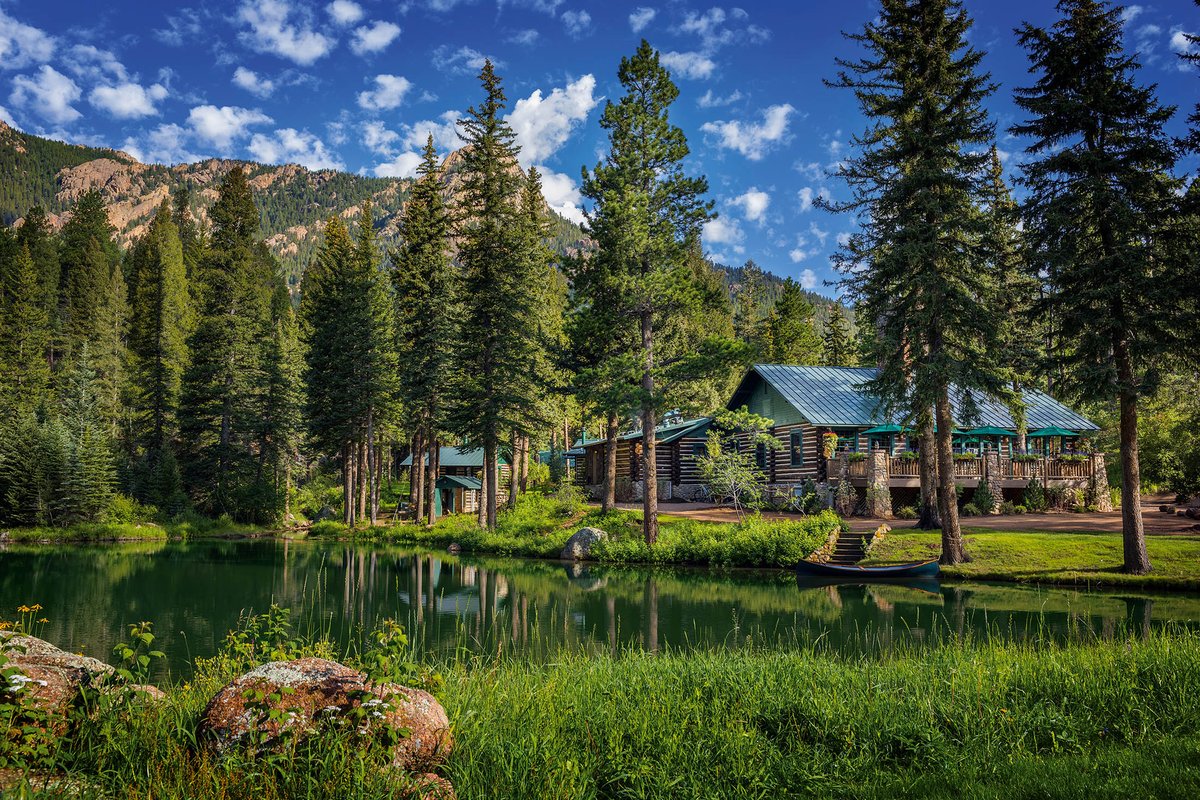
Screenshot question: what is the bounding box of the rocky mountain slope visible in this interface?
[0,120,584,286]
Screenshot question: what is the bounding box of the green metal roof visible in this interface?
[580,417,712,448]
[1027,426,1080,438]
[399,446,511,468]
[964,426,1015,436]
[863,424,905,434]
[730,365,1098,432]
[436,475,482,491]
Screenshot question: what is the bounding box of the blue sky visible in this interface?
[1,0,1196,293]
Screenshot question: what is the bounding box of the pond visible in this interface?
[2,537,1198,678]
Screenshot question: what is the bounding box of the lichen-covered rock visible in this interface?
[1,631,114,712]
[198,657,452,771]
[561,527,607,561]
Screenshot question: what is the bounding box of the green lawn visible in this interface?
[865,529,1200,590]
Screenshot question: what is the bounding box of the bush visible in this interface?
[105,493,157,524]
[1013,504,1027,514]
[895,505,918,520]
[1024,478,1047,511]
[960,503,981,517]
[973,478,995,514]
[834,480,858,516]
[999,501,1017,515]
[310,520,348,537]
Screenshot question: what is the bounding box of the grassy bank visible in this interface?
[320,492,842,569]
[7,626,1200,799]
[866,529,1200,591]
[0,515,266,543]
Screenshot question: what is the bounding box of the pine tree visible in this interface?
[58,347,116,523]
[0,245,50,413]
[1013,0,1189,574]
[1180,2,1199,153]
[582,41,724,544]
[257,277,303,521]
[392,138,458,523]
[15,206,61,321]
[448,61,546,530]
[821,306,856,367]
[733,260,771,354]
[828,0,1006,565]
[763,278,823,365]
[58,190,119,361]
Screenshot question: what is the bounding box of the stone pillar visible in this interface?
[982,451,1002,512]
[867,450,892,518]
[1091,453,1112,512]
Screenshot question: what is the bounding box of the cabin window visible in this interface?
[790,431,804,466]
[692,442,706,457]
[832,429,859,453]
[755,442,767,471]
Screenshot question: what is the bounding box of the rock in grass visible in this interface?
[198,657,452,771]
[1,631,114,712]
[396,772,457,799]
[561,527,607,561]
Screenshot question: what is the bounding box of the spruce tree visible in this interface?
[582,41,719,544]
[15,206,61,321]
[821,306,855,367]
[763,278,823,365]
[0,245,50,413]
[257,277,303,520]
[449,61,545,530]
[1013,0,1189,574]
[58,347,116,523]
[733,260,771,355]
[828,0,1006,564]
[58,190,119,361]
[393,138,457,523]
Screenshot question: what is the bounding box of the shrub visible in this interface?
[1013,504,1027,514]
[847,452,868,462]
[973,478,995,514]
[310,520,348,537]
[1045,486,1066,510]
[999,501,1017,515]
[960,503,981,517]
[834,480,858,516]
[895,505,918,520]
[1024,478,1047,511]
[105,493,157,524]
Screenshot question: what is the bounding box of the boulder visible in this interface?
[1186,507,1199,520]
[561,527,607,561]
[1159,504,1174,513]
[198,657,452,771]
[446,543,462,555]
[312,505,336,522]
[1,631,114,713]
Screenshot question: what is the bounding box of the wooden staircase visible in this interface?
[828,530,866,565]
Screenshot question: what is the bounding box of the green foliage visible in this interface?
[822,305,857,366]
[895,505,919,520]
[697,407,778,517]
[0,243,50,413]
[112,621,166,686]
[1024,477,1047,512]
[761,277,823,365]
[973,477,996,513]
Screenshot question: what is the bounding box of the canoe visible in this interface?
[795,559,941,579]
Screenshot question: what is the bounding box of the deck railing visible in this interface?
[1045,458,1092,479]
[890,456,920,477]
[847,458,867,478]
[952,458,981,478]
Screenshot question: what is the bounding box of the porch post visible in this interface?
[1091,453,1112,512]
[867,450,892,518]
[983,451,1002,512]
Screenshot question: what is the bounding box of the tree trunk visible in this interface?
[425,438,439,526]
[477,457,488,527]
[603,412,618,512]
[342,442,354,526]
[1115,341,1150,574]
[917,415,939,530]
[412,431,426,523]
[357,439,368,523]
[935,388,967,564]
[508,432,519,509]
[518,435,529,493]
[486,445,498,529]
[641,308,658,545]
[366,413,377,526]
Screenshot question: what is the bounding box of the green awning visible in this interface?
[1028,426,1078,438]
[964,426,1014,436]
[863,424,905,434]
[436,475,482,491]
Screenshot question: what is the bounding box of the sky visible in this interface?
[1,0,1196,294]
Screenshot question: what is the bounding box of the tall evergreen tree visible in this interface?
[828,0,1005,564]
[448,61,545,529]
[258,277,303,520]
[393,138,458,523]
[1013,0,1189,574]
[58,190,119,361]
[733,260,771,354]
[763,278,823,365]
[15,206,61,322]
[821,306,856,367]
[582,41,719,544]
[0,244,50,413]
[58,347,116,523]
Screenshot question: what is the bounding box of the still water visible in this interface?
[1,537,1197,678]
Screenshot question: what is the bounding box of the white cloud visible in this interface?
[89,82,168,118]
[507,29,539,46]
[660,51,716,80]
[701,103,794,160]
[362,120,400,155]
[155,10,203,46]
[1170,27,1196,63]
[122,123,203,164]
[431,45,498,75]
[836,232,851,247]
[400,110,463,152]
[326,0,364,26]
[0,9,55,70]
[629,7,656,33]
[233,66,277,98]
[798,186,830,212]
[0,105,17,127]
[697,89,741,108]
[373,151,423,178]
[62,45,128,82]
[357,74,413,110]
[799,268,817,289]
[10,66,81,124]
[562,9,592,38]
[506,74,598,165]
[238,0,334,65]
[249,128,343,170]
[351,21,401,55]
[1120,5,1144,26]
[188,104,273,149]
[537,166,585,224]
[808,221,829,247]
[675,7,770,51]
[703,215,743,246]
[731,187,769,223]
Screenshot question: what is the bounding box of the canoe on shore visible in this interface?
[796,559,941,580]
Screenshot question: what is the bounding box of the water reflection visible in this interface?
[0,538,1196,678]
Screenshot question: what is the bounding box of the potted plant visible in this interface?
[822,431,839,460]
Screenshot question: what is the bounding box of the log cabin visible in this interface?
[574,417,713,501]
[399,447,512,517]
